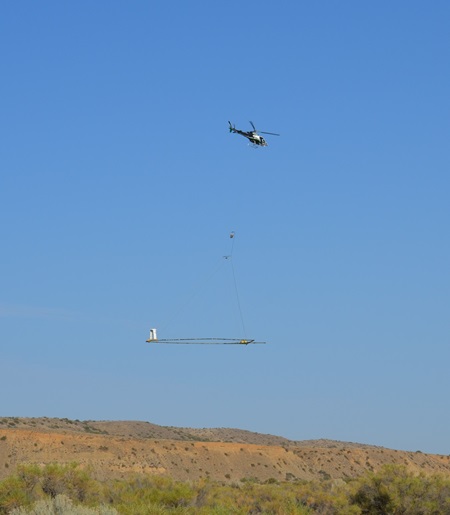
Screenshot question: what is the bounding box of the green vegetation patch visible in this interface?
[1,464,450,514]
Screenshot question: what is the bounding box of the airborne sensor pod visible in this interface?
[147,328,158,342]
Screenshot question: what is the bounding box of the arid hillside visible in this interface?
[1,417,449,483]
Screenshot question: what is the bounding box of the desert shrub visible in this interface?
[0,463,101,514]
[10,494,117,514]
[350,479,393,514]
[36,464,97,503]
[15,465,41,497]
[0,476,30,514]
[202,481,315,515]
[350,465,450,514]
[109,476,196,515]
[4,462,450,515]
[288,480,360,515]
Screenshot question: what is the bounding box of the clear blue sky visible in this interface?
[1,1,449,454]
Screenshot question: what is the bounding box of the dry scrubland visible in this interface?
[1,418,450,513]
[1,417,450,483]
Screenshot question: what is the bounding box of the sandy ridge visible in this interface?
[1,418,449,483]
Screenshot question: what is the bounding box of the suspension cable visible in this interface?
[227,231,247,339]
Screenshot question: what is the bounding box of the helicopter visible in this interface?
[228,121,279,147]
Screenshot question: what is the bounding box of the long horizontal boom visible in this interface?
[146,337,266,345]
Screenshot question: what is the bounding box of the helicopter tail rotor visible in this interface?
[228,121,236,133]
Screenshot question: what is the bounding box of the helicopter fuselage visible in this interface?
[233,129,268,146]
[229,121,279,147]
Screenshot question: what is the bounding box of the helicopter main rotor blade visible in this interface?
[259,131,280,136]
[249,121,257,132]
